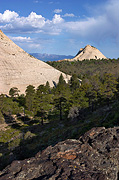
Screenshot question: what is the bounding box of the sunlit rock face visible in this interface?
[0,30,70,94]
[70,45,107,61]
[1,127,119,179]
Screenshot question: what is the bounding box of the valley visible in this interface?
[0,31,119,179]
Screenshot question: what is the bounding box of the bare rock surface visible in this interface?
[0,30,70,94]
[1,127,119,179]
[69,45,107,61]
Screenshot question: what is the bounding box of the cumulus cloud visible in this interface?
[54,9,62,13]
[0,10,18,22]
[0,0,119,45]
[52,14,64,24]
[63,13,75,17]
[0,10,64,35]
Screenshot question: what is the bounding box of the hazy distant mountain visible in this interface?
[0,30,70,94]
[30,53,74,61]
[32,45,107,62]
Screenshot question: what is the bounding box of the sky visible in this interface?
[0,0,119,58]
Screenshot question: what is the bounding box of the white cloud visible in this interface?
[0,10,64,35]
[64,0,119,43]
[63,13,75,17]
[52,14,64,24]
[0,10,18,22]
[9,35,54,52]
[9,36,31,42]
[54,9,62,13]
[0,0,119,45]
[26,12,45,28]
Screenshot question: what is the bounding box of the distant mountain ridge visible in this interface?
[58,45,107,62]
[30,53,74,61]
[36,45,107,62]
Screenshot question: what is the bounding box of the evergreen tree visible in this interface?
[55,74,67,95]
[53,74,70,120]
[34,84,52,125]
[45,81,51,94]
[25,85,35,111]
[9,87,20,98]
[101,73,118,106]
[81,75,104,111]
[17,94,25,107]
[54,96,67,121]
[70,74,80,93]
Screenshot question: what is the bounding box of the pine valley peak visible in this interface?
[0,30,70,94]
[63,45,107,61]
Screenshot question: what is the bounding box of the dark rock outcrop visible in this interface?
[1,127,119,180]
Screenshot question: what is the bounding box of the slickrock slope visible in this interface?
[1,127,119,180]
[69,45,107,61]
[0,30,70,94]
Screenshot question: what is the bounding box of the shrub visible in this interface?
[68,106,79,121]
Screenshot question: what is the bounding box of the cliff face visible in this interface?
[0,30,70,94]
[70,45,107,61]
[0,127,119,180]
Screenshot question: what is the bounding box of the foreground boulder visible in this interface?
[0,127,119,179]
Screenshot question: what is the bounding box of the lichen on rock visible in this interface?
[1,127,119,179]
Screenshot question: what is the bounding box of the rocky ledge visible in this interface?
[0,127,119,180]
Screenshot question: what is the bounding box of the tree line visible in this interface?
[47,58,119,79]
[0,72,119,125]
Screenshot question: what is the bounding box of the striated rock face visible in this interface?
[70,45,107,61]
[0,30,70,94]
[1,127,119,179]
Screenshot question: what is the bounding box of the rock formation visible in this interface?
[69,45,107,61]
[0,30,70,94]
[1,127,119,180]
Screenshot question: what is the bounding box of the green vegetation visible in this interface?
[1,58,119,170]
[47,58,119,79]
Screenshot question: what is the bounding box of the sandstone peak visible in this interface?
[70,45,107,61]
[0,31,70,94]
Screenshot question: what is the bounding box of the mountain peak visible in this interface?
[85,44,92,48]
[72,45,107,61]
[0,31,70,94]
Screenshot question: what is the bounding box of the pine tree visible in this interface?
[53,74,70,120]
[70,74,80,93]
[101,73,118,106]
[25,85,35,111]
[34,84,52,125]
[9,87,20,98]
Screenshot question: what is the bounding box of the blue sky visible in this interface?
[0,0,119,58]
